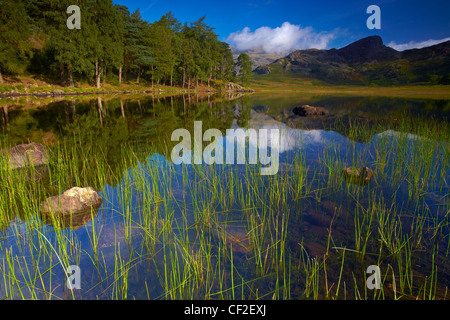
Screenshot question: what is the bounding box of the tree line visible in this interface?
[0,0,253,88]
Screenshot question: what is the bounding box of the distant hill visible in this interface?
[231,46,282,69]
[253,36,450,85]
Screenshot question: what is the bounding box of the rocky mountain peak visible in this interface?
[337,35,400,64]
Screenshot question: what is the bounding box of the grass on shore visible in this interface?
[0,75,227,95]
[2,75,449,100]
[250,77,450,99]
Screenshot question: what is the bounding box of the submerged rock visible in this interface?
[17,164,49,182]
[40,186,103,216]
[41,207,99,230]
[292,105,329,118]
[252,105,269,113]
[1,142,49,170]
[342,166,374,185]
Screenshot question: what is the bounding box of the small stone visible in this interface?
[342,166,374,185]
[292,105,329,117]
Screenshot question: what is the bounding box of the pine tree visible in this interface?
[236,53,253,86]
[119,8,154,83]
[148,12,181,87]
[92,0,125,88]
[42,0,98,87]
[218,42,236,83]
[178,29,196,89]
[0,2,236,89]
[190,16,215,87]
[0,0,31,83]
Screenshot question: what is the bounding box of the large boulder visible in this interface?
[40,187,103,216]
[1,142,49,170]
[223,82,254,93]
[342,166,374,185]
[292,105,329,118]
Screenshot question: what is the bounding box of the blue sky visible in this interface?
[113,0,450,53]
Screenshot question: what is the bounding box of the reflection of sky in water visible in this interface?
[234,110,325,154]
[91,110,450,298]
[1,108,448,299]
[200,110,350,166]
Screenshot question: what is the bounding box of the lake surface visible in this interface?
[0,93,449,299]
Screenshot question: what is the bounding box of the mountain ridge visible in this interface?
[253,36,450,85]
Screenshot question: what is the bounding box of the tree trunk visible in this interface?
[0,68,3,84]
[120,99,125,118]
[96,72,101,88]
[69,99,76,120]
[151,65,154,89]
[97,97,103,124]
[67,65,74,88]
[136,67,140,84]
[118,66,122,85]
[2,106,8,125]
[102,64,106,86]
[95,61,101,89]
[95,61,98,87]
[60,63,66,86]
[182,70,185,90]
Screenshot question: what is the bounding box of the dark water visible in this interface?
[0,93,449,299]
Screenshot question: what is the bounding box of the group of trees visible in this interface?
[0,0,252,88]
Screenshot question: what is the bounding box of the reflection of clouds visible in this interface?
[376,130,425,142]
[175,111,346,166]
[374,130,448,152]
[229,110,325,154]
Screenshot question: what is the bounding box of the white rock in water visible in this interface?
[40,186,103,216]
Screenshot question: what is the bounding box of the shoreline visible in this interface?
[0,78,254,98]
[0,81,448,100]
[0,89,220,98]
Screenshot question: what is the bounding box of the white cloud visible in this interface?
[387,37,450,51]
[227,22,335,55]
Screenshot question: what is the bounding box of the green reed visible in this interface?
[0,107,449,300]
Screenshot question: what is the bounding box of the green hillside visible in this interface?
[253,36,450,86]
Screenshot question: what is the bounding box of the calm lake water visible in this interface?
[0,93,449,299]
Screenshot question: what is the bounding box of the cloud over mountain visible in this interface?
[387,37,450,51]
[227,22,335,55]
